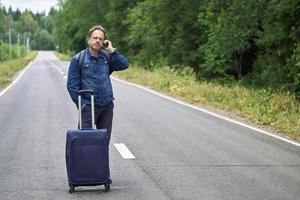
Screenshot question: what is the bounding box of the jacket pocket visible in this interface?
[82,63,93,77]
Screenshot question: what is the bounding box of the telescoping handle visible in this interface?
[77,89,95,130]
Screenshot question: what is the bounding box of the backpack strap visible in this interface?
[78,49,86,72]
[76,50,86,91]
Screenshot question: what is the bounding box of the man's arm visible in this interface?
[67,57,80,106]
[109,51,129,72]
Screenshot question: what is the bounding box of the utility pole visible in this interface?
[9,27,12,60]
[24,32,26,46]
[17,33,20,57]
[6,16,13,60]
[0,32,3,62]
[26,36,30,53]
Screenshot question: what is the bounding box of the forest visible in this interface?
[0,4,56,60]
[1,0,300,98]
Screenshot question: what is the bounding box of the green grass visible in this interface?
[114,64,300,141]
[0,51,38,90]
[54,51,72,61]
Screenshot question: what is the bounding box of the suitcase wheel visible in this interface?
[104,183,110,192]
[69,184,75,193]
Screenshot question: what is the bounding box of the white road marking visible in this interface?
[0,62,33,97]
[47,60,63,74]
[114,143,135,159]
[53,65,62,73]
[112,77,300,147]
[47,60,67,79]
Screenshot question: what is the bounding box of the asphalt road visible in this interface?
[0,51,299,200]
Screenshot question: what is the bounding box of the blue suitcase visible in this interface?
[66,90,111,193]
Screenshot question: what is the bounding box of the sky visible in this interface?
[1,0,59,14]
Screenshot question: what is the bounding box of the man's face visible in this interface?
[88,30,105,52]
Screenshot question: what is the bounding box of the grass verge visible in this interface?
[54,51,72,61]
[0,51,38,90]
[114,65,300,141]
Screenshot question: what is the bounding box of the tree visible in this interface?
[31,29,55,50]
[255,0,300,94]
[19,12,38,34]
[198,0,266,79]
[105,0,140,52]
[53,0,109,53]
[13,8,21,21]
[0,7,5,34]
[125,0,204,69]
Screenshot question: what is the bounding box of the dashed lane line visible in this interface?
[114,143,136,159]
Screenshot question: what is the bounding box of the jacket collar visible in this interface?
[86,48,106,60]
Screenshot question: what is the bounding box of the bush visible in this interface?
[0,42,27,62]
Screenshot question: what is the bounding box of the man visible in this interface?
[67,25,129,143]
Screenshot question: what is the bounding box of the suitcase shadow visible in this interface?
[67,185,126,193]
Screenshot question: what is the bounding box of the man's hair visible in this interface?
[87,25,108,40]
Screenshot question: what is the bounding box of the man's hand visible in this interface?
[103,40,116,53]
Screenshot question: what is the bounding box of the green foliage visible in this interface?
[18,12,38,34]
[159,0,205,70]
[124,0,162,66]
[53,0,109,53]
[125,0,205,69]
[254,0,300,96]
[0,42,27,61]
[0,43,29,78]
[31,29,55,50]
[0,8,5,34]
[286,41,300,98]
[0,5,56,50]
[40,15,54,34]
[199,0,264,79]
[54,51,72,61]
[105,0,140,52]
[49,0,300,99]
[0,51,37,89]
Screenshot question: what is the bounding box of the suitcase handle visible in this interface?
[77,89,95,130]
[77,89,94,96]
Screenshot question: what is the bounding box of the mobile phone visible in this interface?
[103,41,109,48]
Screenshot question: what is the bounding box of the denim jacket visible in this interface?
[67,48,129,107]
